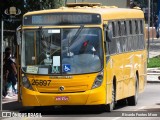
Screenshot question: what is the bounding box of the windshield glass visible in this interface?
[22,27,103,75]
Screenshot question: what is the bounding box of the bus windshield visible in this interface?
[21,27,103,75]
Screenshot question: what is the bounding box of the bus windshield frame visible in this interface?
[21,27,103,75]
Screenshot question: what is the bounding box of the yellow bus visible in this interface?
[20,3,147,111]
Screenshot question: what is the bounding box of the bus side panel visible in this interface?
[107,51,147,101]
[123,52,134,99]
[138,50,147,93]
[106,59,113,104]
[107,55,124,101]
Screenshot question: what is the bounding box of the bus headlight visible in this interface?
[22,76,33,90]
[92,71,104,89]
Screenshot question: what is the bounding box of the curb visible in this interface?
[147,72,160,83]
[147,80,160,83]
[147,72,160,75]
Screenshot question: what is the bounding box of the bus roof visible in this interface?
[24,5,144,20]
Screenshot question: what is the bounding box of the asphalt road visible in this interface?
[1,83,160,120]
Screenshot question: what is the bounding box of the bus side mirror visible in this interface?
[104,24,112,42]
[106,29,113,42]
[16,25,22,45]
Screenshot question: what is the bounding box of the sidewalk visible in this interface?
[2,85,18,104]
[2,95,18,104]
[147,39,160,83]
[147,68,160,83]
[148,51,160,58]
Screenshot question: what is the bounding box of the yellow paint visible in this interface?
[20,4,147,106]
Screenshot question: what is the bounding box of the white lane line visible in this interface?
[2,100,17,104]
[133,106,146,111]
[111,117,122,120]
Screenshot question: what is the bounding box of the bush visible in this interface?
[147,56,160,68]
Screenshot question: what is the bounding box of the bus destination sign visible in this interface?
[23,13,101,25]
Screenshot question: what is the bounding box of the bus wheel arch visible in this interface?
[136,71,139,91]
[105,76,116,112]
[127,71,139,106]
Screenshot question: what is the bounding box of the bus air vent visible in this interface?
[133,7,141,10]
[101,6,110,8]
[66,3,101,7]
[93,6,99,8]
[110,6,118,8]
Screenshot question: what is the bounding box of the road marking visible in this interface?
[2,96,17,104]
[133,106,146,111]
[2,99,17,104]
[112,117,121,120]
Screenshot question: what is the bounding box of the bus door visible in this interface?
[16,26,22,101]
[104,22,113,100]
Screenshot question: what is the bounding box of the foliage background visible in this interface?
[0,0,64,36]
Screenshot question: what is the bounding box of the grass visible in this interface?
[147,56,160,68]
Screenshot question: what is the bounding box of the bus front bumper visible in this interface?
[22,86,106,106]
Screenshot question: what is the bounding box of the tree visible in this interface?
[25,0,64,12]
[1,0,64,36]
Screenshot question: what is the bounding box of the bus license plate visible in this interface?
[55,96,69,101]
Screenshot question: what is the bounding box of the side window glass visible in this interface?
[109,39,117,54]
[140,20,144,34]
[112,22,116,37]
[108,22,117,54]
[132,20,135,35]
[135,20,138,34]
[118,21,121,36]
[121,21,127,36]
[129,20,132,35]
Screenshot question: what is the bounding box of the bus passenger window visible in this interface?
[112,22,116,37]
[117,40,121,53]
[129,21,132,35]
[135,20,138,34]
[121,21,127,36]
[140,20,143,34]
[118,21,121,36]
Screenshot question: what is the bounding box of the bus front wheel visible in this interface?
[105,84,116,112]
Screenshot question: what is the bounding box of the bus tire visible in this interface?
[105,83,116,112]
[127,75,139,106]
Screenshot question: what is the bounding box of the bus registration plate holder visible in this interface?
[55,96,69,101]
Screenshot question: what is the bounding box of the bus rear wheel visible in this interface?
[127,75,139,106]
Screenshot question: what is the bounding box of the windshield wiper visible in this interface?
[67,25,84,55]
[69,25,84,47]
